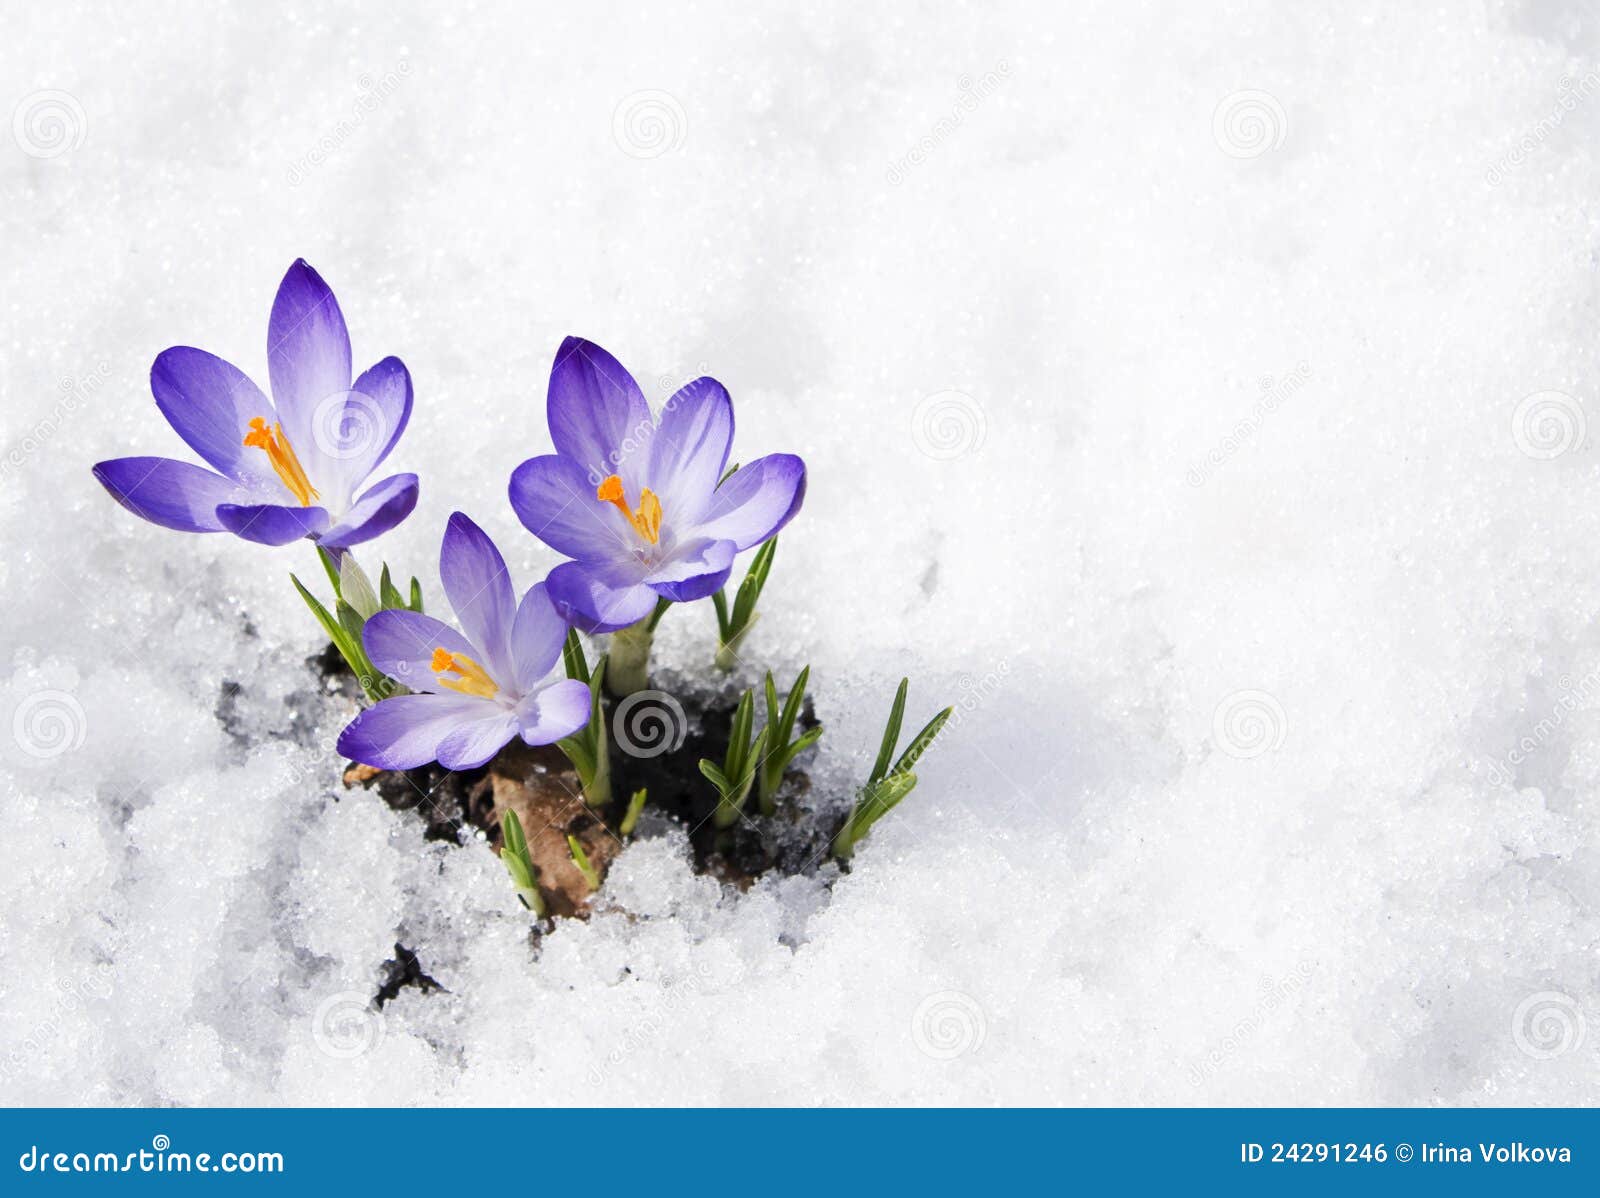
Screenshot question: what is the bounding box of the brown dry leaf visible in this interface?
[482,742,622,919]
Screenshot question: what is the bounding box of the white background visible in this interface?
[1,1,1597,1104]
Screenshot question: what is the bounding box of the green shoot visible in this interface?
[299,549,422,707]
[833,679,953,859]
[292,573,387,704]
[553,630,612,807]
[701,689,762,827]
[500,810,545,915]
[378,563,406,612]
[756,666,823,815]
[712,537,777,670]
[567,834,600,890]
[620,788,649,836]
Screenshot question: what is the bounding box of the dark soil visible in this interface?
[375,942,444,1008]
[322,648,834,919]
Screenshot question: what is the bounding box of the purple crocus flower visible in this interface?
[508,338,806,632]
[337,512,592,771]
[92,260,418,550]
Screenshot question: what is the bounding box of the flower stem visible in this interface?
[586,731,612,808]
[605,599,671,696]
[714,618,755,672]
[607,618,654,696]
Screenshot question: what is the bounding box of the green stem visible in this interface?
[607,618,654,697]
[714,616,756,672]
[587,736,612,808]
[620,788,648,836]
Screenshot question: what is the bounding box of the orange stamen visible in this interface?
[596,474,662,544]
[430,647,498,699]
[242,417,320,507]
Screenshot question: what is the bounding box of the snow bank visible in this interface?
[2,0,1596,1104]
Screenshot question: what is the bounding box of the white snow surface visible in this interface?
[3,1,1600,1105]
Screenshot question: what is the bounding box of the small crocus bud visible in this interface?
[339,553,382,620]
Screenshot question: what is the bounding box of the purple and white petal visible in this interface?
[266,259,353,463]
[509,453,632,562]
[644,536,736,602]
[362,608,481,694]
[544,559,657,634]
[318,473,419,550]
[436,711,520,770]
[150,347,278,487]
[214,501,331,546]
[546,337,653,487]
[509,582,569,695]
[337,692,494,771]
[645,376,734,524]
[92,456,249,533]
[693,453,806,550]
[309,356,413,508]
[439,512,517,681]
[516,678,593,746]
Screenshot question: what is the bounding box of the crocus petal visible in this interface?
[92,456,249,533]
[150,347,278,486]
[516,678,593,746]
[546,337,653,486]
[694,453,807,550]
[317,473,419,551]
[544,559,658,634]
[645,376,734,523]
[307,356,414,508]
[362,609,481,695]
[509,453,633,562]
[337,692,496,771]
[509,582,568,695]
[645,537,736,603]
[267,259,353,459]
[436,711,520,770]
[214,501,331,546]
[440,512,517,681]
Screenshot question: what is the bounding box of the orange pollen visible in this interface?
[430,647,498,699]
[242,417,319,507]
[596,474,661,544]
